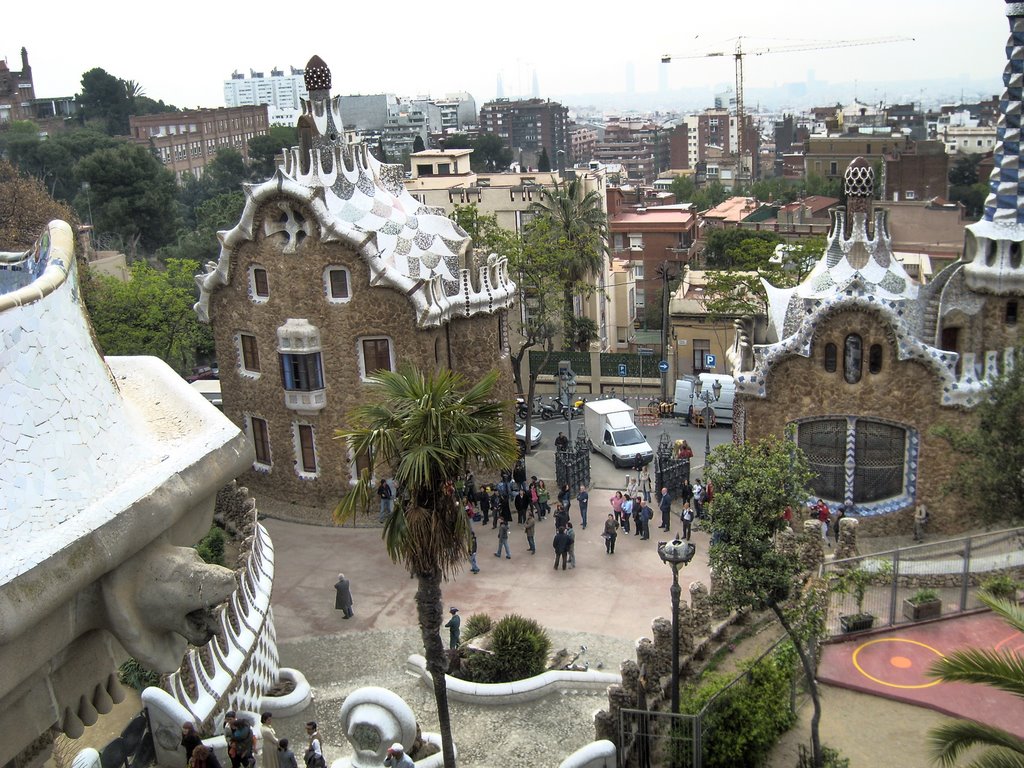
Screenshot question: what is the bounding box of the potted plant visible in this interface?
[980,574,1021,602]
[833,563,883,633]
[903,588,942,621]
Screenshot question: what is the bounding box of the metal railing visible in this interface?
[618,636,806,768]
[822,526,1024,638]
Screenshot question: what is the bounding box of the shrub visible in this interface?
[981,574,1020,601]
[908,588,939,604]
[796,744,850,768]
[196,525,227,566]
[680,641,798,768]
[463,612,493,642]
[118,658,161,691]
[460,614,551,684]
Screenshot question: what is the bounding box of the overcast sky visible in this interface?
[3,0,1009,112]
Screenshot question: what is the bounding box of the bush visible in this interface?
[463,612,493,642]
[909,588,939,604]
[459,614,551,684]
[680,641,798,768]
[196,525,227,566]
[796,744,850,768]
[118,658,161,691]
[981,574,1020,601]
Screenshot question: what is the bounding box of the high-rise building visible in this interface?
[224,66,308,126]
[478,98,569,171]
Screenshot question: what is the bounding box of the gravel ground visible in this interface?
[273,627,633,768]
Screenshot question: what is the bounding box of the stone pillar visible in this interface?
[835,516,859,560]
[687,582,712,636]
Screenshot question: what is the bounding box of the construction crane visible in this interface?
[661,36,914,179]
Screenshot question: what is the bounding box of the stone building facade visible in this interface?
[726,5,1024,538]
[197,56,516,508]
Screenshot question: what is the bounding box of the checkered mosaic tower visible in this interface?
[984,3,1024,223]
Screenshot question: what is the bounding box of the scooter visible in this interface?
[538,396,560,421]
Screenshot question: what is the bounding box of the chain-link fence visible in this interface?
[618,636,807,768]
[822,526,1024,638]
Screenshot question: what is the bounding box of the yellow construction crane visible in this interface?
[661,36,914,178]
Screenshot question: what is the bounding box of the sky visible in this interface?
[2,0,1010,113]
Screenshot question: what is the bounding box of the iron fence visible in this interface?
[618,636,807,768]
[96,710,154,768]
[821,526,1024,638]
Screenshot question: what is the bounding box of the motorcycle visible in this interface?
[560,397,586,420]
[515,397,529,420]
[538,396,560,421]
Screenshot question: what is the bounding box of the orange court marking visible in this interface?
[994,630,1022,651]
[851,637,945,689]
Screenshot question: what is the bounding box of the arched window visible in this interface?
[824,343,837,373]
[843,334,863,384]
[868,344,883,374]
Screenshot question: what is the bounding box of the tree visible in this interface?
[77,68,132,135]
[202,149,247,197]
[0,159,79,248]
[471,133,512,172]
[927,591,1024,767]
[529,178,609,343]
[247,126,299,181]
[537,147,551,172]
[949,154,981,187]
[669,174,696,203]
[704,229,783,269]
[935,353,1024,526]
[412,134,426,154]
[333,367,519,768]
[157,191,244,264]
[703,434,830,767]
[84,259,214,373]
[74,143,180,257]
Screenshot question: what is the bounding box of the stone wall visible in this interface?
[209,195,509,512]
[742,308,975,537]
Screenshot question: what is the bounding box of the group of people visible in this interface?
[179,714,309,768]
[602,476,682,553]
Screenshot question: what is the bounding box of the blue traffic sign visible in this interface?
[658,360,669,373]
[618,363,628,377]
[705,353,717,368]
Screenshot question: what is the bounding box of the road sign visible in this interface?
[639,348,654,356]
[658,360,669,373]
[705,353,717,368]
[618,363,628,377]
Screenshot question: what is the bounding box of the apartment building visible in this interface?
[478,98,569,171]
[940,125,998,155]
[568,124,597,165]
[224,66,308,125]
[129,105,269,181]
[0,48,34,124]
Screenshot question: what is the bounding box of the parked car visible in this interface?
[515,422,542,448]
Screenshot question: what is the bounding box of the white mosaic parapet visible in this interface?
[0,222,256,767]
[142,514,311,768]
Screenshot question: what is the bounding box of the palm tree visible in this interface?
[529,178,609,347]
[333,366,519,768]
[927,591,1024,767]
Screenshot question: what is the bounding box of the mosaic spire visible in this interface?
[983,2,1024,223]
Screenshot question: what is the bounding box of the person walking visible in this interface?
[681,479,693,509]
[834,505,846,545]
[524,511,537,554]
[303,723,324,768]
[495,519,511,559]
[692,479,704,519]
[514,488,529,524]
[640,467,652,502]
[260,714,279,768]
[334,573,353,619]
[512,460,527,492]
[180,722,202,766]
[558,483,572,516]
[633,496,644,536]
[490,487,501,528]
[914,504,929,542]
[620,494,632,534]
[639,498,652,540]
[625,475,638,499]
[576,484,589,529]
[537,480,550,520]
[681,502,694,540]
[468,529,480,573]
[228,716,254,768]
[478,487,491,525]
[553,527,570,570]
[566,522,576,568]
[444,607,461,648]
[377,478,393,523]
[384,744,414,768]
[658,487,672,532]
[603,513,619,554]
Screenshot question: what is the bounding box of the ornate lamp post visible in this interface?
[692,378,722,462]
[558,360,577,444]
[658,536,696,714]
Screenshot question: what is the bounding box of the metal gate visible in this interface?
[555,428,592,491]
[654,432,689,500]
[619,708,698,768]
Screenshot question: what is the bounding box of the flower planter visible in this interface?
[903,598,942,622]
[839,613,875,633]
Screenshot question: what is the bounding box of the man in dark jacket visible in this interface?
[514,489,530,524]
[334,573,353,618]
[553,528,571,570]
[658,487,672,532]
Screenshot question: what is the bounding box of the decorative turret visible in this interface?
[963,1,1024,294]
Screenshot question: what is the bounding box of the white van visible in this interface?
[583,398,655,468]
[674,374,735,425]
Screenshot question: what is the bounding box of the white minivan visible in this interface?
[674,373,735,425]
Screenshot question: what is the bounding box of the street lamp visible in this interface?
[692,377,722,462]
[658,535,696,714]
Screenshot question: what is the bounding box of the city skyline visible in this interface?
[2,0,1008,114]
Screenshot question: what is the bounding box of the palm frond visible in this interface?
[929,719,1024,768]
[979,591,1024,633]
[929,647,1024,700]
